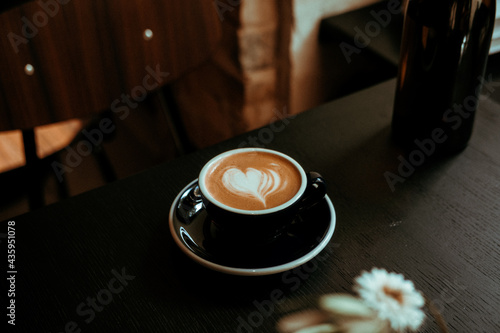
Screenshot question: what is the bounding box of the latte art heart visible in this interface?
[222,167,285,207]
[203,150,303,210]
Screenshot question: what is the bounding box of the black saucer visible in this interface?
[169,180,336,276]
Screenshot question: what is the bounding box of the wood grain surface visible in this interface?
[0,0,222,131]
[2,79,499,332]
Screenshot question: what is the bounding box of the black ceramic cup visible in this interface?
[196,148,327,245]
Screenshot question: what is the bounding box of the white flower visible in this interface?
[353,268,425,332]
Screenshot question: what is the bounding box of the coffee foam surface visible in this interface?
[204,151,302,210]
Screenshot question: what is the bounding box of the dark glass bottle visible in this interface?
[392,0,496,154]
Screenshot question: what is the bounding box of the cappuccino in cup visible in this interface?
[198,148,326,244]
[203,150,302,211]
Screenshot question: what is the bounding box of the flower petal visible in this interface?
[319,294,374,319]
[342,318,391,333]
[276,310,330,333]
[295,323,340,333]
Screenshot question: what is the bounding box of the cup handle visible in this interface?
[298,172,327,211]
[176,182,204,223]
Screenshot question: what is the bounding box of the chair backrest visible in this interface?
[0,0,222,131]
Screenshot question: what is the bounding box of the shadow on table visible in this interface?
[324,125,460,204]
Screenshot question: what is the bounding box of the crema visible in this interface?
[203,151,302,210]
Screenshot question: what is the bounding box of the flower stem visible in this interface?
[424,296,449,333]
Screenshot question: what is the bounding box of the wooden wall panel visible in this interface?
[0,5,53,130]
[104,0,223,91]
[0,0,222,131]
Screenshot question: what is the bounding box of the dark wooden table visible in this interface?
[2,79,500,332]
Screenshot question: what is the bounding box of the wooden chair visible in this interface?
[0,0,222,209]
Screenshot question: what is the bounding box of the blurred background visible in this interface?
[1,0,499,220]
